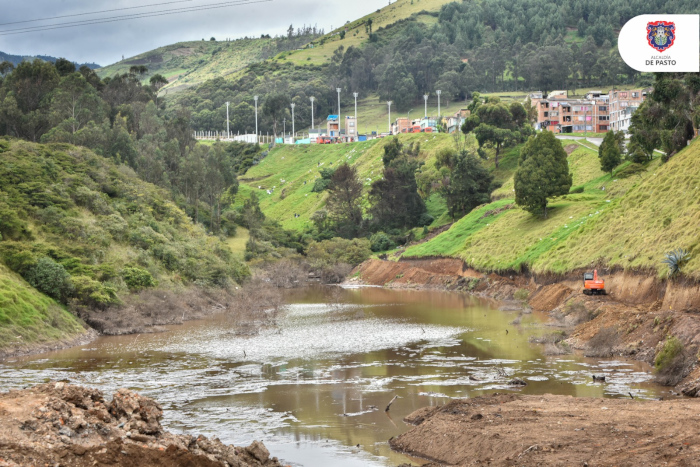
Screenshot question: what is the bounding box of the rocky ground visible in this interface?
[0,383,284,467]
[392,393,700,466]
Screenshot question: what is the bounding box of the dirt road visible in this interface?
[391,393,700,466]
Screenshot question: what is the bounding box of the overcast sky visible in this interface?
[0,0,383,66]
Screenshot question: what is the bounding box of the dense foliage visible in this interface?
[514,131,572,217]
[0,139,249,309]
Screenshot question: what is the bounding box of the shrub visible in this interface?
[514,289,530,301]
[370,232,396,252]
[71,275,120,308]
[662,248,691,278]
[418,213,434,226]
[25,257,74,303]
[569,185,584,194]
[100,214,129,240]
[121,267,157,291]
[129,226,167,250]
[615,163,646,178]
[655,336,683,371]
[0,201,28,241]
[307,237,371,269]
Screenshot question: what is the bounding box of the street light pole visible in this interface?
[436,90,442,118]
[310,97,315,130]
[337,88,342,119]
[387,101,392,134]
[291,103,295,142]
[254,96,259,143]
[225,101,230,139]
[423,94,428,118]
[353,92,358,138]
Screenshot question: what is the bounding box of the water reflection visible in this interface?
[0,286,666,467]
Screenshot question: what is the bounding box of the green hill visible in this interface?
[0,138,248,318]
[404,137,700,279]
[96,38,277,94]
[0,263,85,353]
[237,133,458,230]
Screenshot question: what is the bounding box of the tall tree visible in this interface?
[262,93,290,143]
[441,151,493,219]
[514,131,572,218]
[326,163,363,238]
[598,130,624,176]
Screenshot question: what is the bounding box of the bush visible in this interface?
[514,289,530,301]
[25,257,73,303]
[370,232,396,252]
[662,248,691,278]
[121,267,157,291]
[569,185,584,194]
[615,163,646,178]
[100,214,129,240]
[0,201,28,241]
[418,213,434,226]
[307,237,372,269]
[655,336,683,371]
[71,275,120,308]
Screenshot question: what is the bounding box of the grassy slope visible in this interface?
[0,264,85,350]
[283,0,454,66]
[404,137,700,278]
[238,133,457,230]
[97,38,273,93]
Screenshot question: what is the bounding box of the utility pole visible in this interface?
[436,90,442,118]
[408,109,413,131]
[254,96,259,143]
[387,101,392,134]
[283,118,286,140]
[423,94,428,118]
[291,103,295,142]
[353,92,359,137]
[225,102,230,139]
[310,96,315,130]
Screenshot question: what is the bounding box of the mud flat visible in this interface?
[0,383,283,467]
[391,393,700,466]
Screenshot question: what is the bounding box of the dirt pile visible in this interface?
[391,394,700,466]
[0,383,283,467]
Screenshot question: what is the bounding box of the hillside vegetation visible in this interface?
[97,39,276,94]
[0,263,85,352]
[237,133,458,230]
[0,138,248,316]
[403,137,700,279]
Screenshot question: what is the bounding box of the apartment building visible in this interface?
[327,115,340,137]
[345,116,358,139]
[609,89,648,132]
[529,89,647,134]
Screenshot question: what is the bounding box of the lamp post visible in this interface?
[254,96,259,143]
[387,101,392,134]
[310,96,315,130]
[353,92,359,138]
[436,90,442,118]
[225,101,230,139]
[423,94,428,118]
[290,103,295,142]
[337,88,342,119]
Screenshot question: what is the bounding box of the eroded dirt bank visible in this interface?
[350,259,700,392]
[391,394,700,466]
[0,383,283,467]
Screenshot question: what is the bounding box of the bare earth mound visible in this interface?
[390,394,700,466]
[0,383,282,467]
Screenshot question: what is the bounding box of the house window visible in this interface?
[599,116,609,121]
[632,92,639,98]
[543,112,549,117]
[620,92,628,98]
[599,106,607,112]
[620,102,629,107]
[600,125,609,131]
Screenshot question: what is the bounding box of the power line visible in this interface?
[0,0,195,27]
[0,0,272,36]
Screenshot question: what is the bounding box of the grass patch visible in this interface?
[0,264,85,350]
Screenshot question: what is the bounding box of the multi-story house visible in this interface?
[608,89,649,132]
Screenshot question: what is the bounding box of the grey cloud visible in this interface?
[0,0,381,66]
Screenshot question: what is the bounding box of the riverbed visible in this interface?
[0,286,667,466]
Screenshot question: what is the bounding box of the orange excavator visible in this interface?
[583,270,606,295]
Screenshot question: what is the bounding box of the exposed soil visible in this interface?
[0,383,284,467]
[0,329,98,361]
[76,288,236,336]
[350,259,700,391]
[391,394,700,466]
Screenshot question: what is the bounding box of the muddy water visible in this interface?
[0,286,667,466]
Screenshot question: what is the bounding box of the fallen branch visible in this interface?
[518,444,539,459]
[385,395,398,412]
